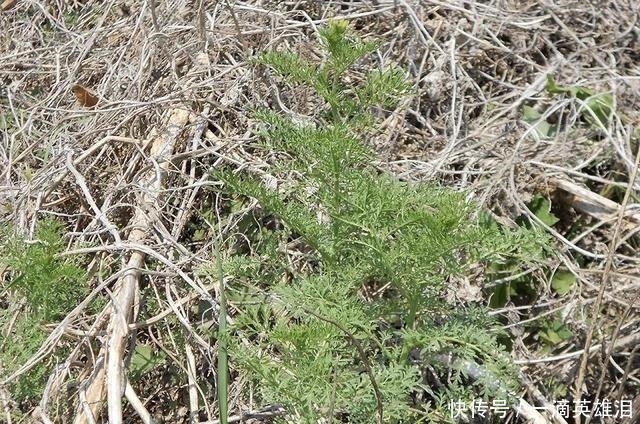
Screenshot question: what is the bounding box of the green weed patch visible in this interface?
[207,21,548,423]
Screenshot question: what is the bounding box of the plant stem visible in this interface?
[215,236,228,424]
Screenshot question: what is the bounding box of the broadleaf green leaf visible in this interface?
[528,195,559,227]
[551,270,576,295]
[522,106,556,139]
[130,344,165,377]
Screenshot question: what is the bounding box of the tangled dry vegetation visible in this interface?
[1,0,639,423]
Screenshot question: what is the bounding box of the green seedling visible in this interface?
[545,75,615,129]
[208,20,547,423]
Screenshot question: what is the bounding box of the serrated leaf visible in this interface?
[193,228,207,242]
[540,319,572,345]
[552,320,572,340]
[540,329,563,345]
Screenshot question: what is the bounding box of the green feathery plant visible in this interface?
[0,219,85,404]
[208,20,547,423]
